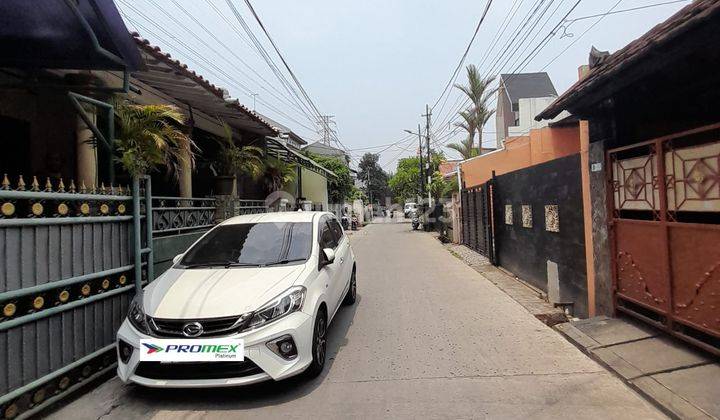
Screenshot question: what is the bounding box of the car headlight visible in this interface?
[127,296,150,334]
[246,286,306,330]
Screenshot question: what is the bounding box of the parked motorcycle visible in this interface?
[341,215,350,230]
[351,214,358,230]
[411,211,420,230]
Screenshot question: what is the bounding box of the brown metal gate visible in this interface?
[461,182,495,263]
[608,123,720,354]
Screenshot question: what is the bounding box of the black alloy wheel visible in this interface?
[305,310,327,378]
[343,268,357,305]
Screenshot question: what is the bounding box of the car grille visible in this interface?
[135,360,263,380]
[149,315,247,338]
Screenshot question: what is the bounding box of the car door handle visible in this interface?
[340,257,344,264]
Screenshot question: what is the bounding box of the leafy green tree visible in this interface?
[306,153,353,203]
[349,186,367,203]
[388,156,421,203]
[388,151,446,202]
[357,153,389,204]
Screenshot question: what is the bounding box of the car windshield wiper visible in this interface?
[181,261,261,269]
[224,262,263,268]
[262,258,306,267]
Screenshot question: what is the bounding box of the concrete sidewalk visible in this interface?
[444,243,568,326]
[556,317,720,419]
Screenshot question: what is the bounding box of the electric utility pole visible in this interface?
[421,105,433,230]
[422,104,432,207]
[367,169,371,204]
[417,124,424,200]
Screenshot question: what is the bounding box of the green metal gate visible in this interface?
[0,175,152,419]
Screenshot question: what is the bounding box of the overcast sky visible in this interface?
[118,0,690,171]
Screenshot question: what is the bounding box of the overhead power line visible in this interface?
[430,0,495,111]
[237,0,342,147]
[120,4,313,135]
[167,0,313,121]
[565,0,689,23]
[540,0,657,71]
[433,0,549,132]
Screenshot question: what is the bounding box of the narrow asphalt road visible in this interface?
[48,222,662,419]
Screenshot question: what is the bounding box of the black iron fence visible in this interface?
[460,181,495,264]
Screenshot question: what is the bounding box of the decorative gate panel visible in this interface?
[461,183,494,263]
[668,224,720,339]
[614,221,669,313]
[609,123,720,354]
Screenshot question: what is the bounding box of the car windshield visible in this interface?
[179,222,313,268]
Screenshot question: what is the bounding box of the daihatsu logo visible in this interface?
[182,322,203,337]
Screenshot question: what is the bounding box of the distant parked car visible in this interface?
[404,202,418,218]
[116,212,357,387]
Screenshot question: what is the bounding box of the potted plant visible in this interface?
[113,101,196,181]
[212,120,264,195]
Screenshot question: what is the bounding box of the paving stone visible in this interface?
[573,316,658,346]
[591,346,645,379]
[650,364,720,418]
[631,376,712,420]
[603,337,711,375]
[555,322,602,350]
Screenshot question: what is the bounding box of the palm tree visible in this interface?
[454,64,497,154]
[263,155,297,192]
[216,120,264,179]
[475,105,495,153]
[113,101,195,179]
[446,109,479,159]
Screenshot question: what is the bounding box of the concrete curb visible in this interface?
[554,322,714,420]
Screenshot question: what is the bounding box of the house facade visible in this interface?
[495,72,558,146]
[536,0,720,354]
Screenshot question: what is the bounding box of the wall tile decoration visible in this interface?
[505,204,513,225]
[521,205,532,228]
[545,204,559,232]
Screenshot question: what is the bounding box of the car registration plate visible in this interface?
[139,339,244,362]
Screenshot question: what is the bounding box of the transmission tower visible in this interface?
[318,115,336,145]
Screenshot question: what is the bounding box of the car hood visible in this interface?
[142,264,306,319]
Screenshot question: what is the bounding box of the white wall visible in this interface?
[507,97,569,138]
[301,167,329,210]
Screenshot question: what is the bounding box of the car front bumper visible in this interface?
[116,311,314,388]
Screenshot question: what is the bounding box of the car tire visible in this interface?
[304,308,327,379]
[342,268,356,305]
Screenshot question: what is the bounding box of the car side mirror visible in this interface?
[172,254,184,265]
[320,248,335,268]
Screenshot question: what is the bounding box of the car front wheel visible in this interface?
[342,268,356,305]
[304,308,327,378]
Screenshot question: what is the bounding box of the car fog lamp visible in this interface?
[118,340,134,364]
[266,334,298,360]
[280,341,294,354]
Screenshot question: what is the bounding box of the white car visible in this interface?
[116,211,357,387]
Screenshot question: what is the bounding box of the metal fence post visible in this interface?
[144,176,154,283]
[132,176,142,294]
